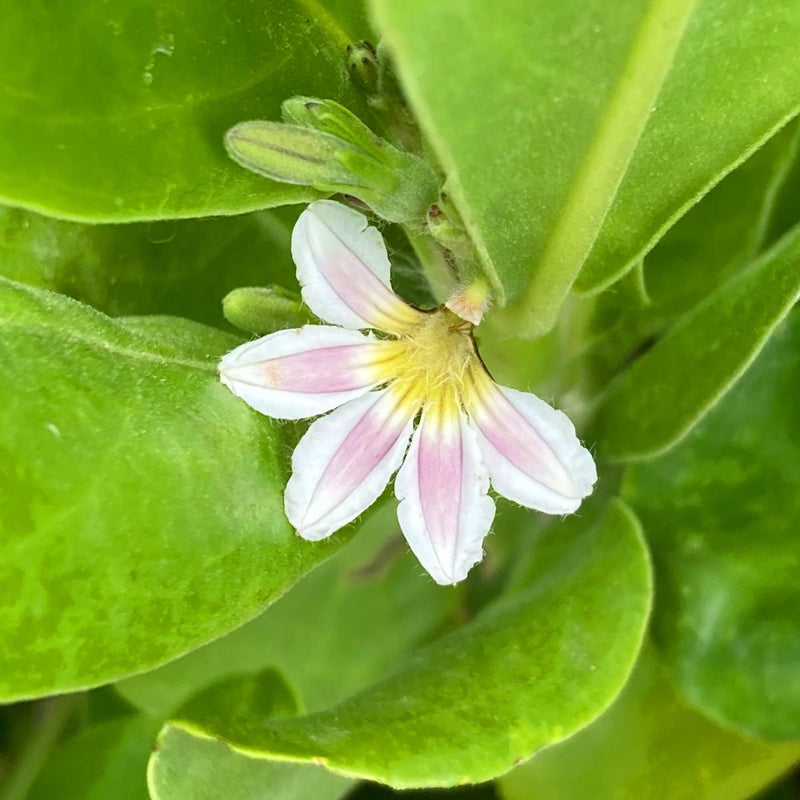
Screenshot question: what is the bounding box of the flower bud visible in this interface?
[346,41,380,95]
[222,285,314,335]
[225,99,439,224]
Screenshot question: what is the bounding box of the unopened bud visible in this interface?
[346,41,380,95]
[427,202,467,253]
[222,286,314,335]
[225,101,439,224]
[225,121,377,191]
[281,97,385,156]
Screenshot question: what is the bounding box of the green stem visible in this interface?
[499,0,695,338]
[403,225,458,304]
[1,695,79,800]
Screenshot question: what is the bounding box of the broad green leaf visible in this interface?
[575,0,800,297]
[159,500,652,788]
[584,120,800,347]
[150,726,353,800]
[0,1,371,221]
[27,716,159,800]
[0,204,298,326]
[371,0,800,335]
[149,669,354,800]
[593,222,800,461]
[177,668,300,730]
[623,315,800,739]
[0,278,344,701]
[641,119,800,323]
[562,122,800,409]
[498,645,800,800]
[116,503,457,717]
[25,684,351,800]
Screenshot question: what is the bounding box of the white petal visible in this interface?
[219,325,393,420]
[395,403,495,585]
[291,200,423,334]
[469,381,597,514]
[285,388,416,540]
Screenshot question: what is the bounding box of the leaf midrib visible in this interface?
[0,316,217,372]
[504,0,696,337]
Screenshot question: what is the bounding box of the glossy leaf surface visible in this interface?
[0,279,342,700]
[371,0,800,334]
[150,726,353,800]
[499,645,800,800]
[0,1,371,221]
[116,504,456,716]
[0,204,298,327]
[624,315,800,739]
[160,500,651,787]
[594,222,800,461]
[641,120,800,323]
[148,669,354,800]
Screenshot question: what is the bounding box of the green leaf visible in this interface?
[623,315,800,739]
[641,119,800,323]
[149,726,353,800]
[0,1,372,221]
[0,278,344,701]
[25,684,351,800]
[0,204,299,327]
[560,123,800,407]
[575,0,800,297]
[116,503,457,717]
[498,645,800,800]
[593,221,800,461]
[27,716,159,800]
[158,500,652,788]
[764,131,800,249]
[371,0,800,335]
[177,668,301,732]
[149,670,354,800]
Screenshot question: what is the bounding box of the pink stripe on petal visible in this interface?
[396,404,495,585]
[285,388,416,540]
[219,325,392,420]
[292,201,422,333]
[253,346,371,392]
[469,379,597,514]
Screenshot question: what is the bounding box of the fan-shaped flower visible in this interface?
[219,200,596,585]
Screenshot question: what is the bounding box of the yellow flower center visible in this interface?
[381,309,482,412]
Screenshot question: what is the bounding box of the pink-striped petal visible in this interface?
[219,325,393,420]
[395,402,495,585]
[291,200,424,334]
[468,380,597,514]
[285,388,417,540]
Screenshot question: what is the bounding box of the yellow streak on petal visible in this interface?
[365,308,492,417]
[370,298,428,337]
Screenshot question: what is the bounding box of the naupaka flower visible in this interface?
[219,200,596,585]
